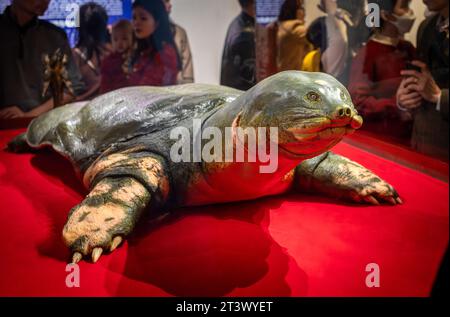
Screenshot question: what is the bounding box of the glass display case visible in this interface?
[0,0,447,298]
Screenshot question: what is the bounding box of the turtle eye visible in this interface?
[306,92,321,103]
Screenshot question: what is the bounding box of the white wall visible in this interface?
[170,0,241,85]
[170,0,428,85]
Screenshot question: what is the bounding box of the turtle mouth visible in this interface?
[280,115,363,157]
[287,114,363,141]
[289,125,355,142]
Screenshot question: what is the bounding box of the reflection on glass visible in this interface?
[272,0,449,162]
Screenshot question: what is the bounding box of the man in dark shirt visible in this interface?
[220,0,256,91]
[0,0,85,120]
[397,0,449,160]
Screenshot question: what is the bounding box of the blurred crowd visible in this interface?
[0,0,448,160]
[223,0,448,161]
[0,0,194,119]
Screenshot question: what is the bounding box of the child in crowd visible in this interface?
[112,19,134,56]
[100,20,134,93]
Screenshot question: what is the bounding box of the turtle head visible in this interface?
[238,71,363,158]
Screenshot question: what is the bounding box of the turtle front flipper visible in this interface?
[63,153,170,263]
[6,133,33,153]
[294,152,402,205]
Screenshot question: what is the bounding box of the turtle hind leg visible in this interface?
[6,133,33,153]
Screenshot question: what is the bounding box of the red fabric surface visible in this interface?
[0,129,448,297]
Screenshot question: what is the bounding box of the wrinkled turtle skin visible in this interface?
[8,71,402,263]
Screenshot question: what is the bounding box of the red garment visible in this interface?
[100,52,128,94]
[100,43,178,94]
[348,39,416,142]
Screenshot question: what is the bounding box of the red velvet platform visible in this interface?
[0,129,448,297]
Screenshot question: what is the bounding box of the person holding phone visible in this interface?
[396,0,449,160]
[348,0,417,143]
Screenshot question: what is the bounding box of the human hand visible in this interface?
[0,106,26,119]
[400,60,442,104]
[336,8,354,27]
[397,77,423,110]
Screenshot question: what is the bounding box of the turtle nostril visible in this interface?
[336,106,352,119]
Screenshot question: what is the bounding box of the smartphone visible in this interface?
[405,62,422,73]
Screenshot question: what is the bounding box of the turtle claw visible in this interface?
[110,236,123,252]
[396,197,403,204]
[72,252,83,264]
[69,237,123,264]
[386,197,397,205]
[92,248,103,263]
[364,195,380,205]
